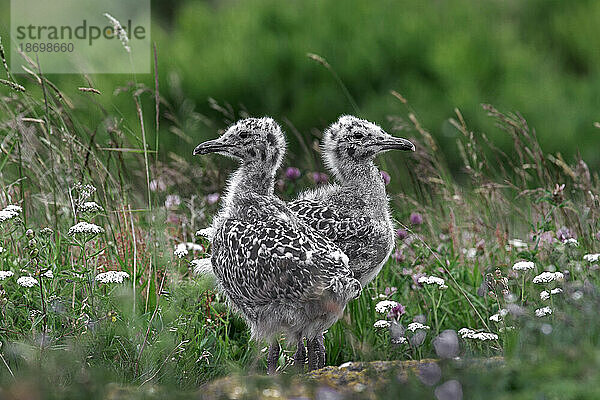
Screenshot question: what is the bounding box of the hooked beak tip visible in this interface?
[380,137,415,152]
[193,139,229,156]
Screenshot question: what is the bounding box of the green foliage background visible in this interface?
[2,0,600,172]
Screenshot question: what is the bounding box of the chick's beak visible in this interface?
[378,136,415,152]
[193,138,232,156]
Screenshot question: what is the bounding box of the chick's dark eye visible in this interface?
[353,132,364,139]
[239,131,250,139]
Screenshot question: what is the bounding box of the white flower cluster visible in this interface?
[174,243,188,259]
[406,322,430,332]
[489,308,509,322]
[17,276,38,287]
[583,254,600,263]
[0,204,21,223]
[535,307,553,317]
[68,222,105,236]
[42,269,54,279]
[512,261,535,271]
[95,270,130,284]
[0,246,4,253]
[79,201,103,214]
[375,300,399,314]
[392,336,408,344]
[0,270,14,280]
[39,227,53,236]
[373,320,391,328]
[563,238,578,246]
[174,242,204,259]
[532,271,564,284]
[540,288,562,300]
[418,276,448,289]
[458,328,498,341]
[196,227,216,240]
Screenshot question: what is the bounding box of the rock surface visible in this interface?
[199,357,504,399]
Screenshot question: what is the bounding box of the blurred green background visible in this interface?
[1,0,599,172]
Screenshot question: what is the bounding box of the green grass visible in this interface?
[1,36,600,399]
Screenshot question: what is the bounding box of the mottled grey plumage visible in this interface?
[284,116,413,369]
[193,117,361,374]
[290,115,415,287]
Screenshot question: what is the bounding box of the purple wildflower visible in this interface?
[596,231,600,241]
[539,231,555,245]
[166,213,180,225]
[476,239,485,252]
[149,178,167,192]
[284,167,301,181]
[396,229,408,240]
[410,212,423,225]
[392,249,405,263]
[165,194,181,210]
[310,172,329,184]
[380,171,391,185]
[388,303,406,319]
[384,286,398,296]
[206,193,220,205]
[557,226,574,242]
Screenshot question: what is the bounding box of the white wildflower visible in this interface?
[392,336,408,344]
[191,258,213,275]
[407,322,430,332]
[68,222,105,236]
[418,276,448,289]
[0,270,14,280]
[17,276,38,287]
[39,227,53,236]
[373,320,391,329]
[375,300,399,314]
[583,254,600,263]
[3,205,22,213]
[512,261,535,271]
[103,13,131,52]
[532,271,564,284]
[196,227,216,240]
[95,270,130,284]
[535,307,553,317]
[185,242,204,252]
[0,208,19,223]
[0,246,4,253]
[540,288,563,300]
[174,243,188,259]
[42,269,54,279]
[465,248,477,259]
[489,309,508,322]
[458,328,498,341]
[79,201,103,214]
[563,238,578,246]
[508,239,528,249]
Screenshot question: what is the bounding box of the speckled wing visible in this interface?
[211,218,355,310]
[288,199,377,260]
